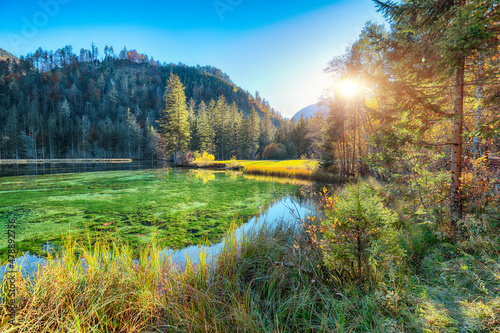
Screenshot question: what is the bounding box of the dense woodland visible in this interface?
[0,45,324,161]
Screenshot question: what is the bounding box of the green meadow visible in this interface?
[0,168,298,261]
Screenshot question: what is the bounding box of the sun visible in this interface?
[340,79,358,97]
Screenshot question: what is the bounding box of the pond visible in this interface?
[0,166,321,278]
[0,196,315,281]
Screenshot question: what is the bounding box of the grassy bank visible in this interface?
[2,210,498,332]
[0,169,297,261]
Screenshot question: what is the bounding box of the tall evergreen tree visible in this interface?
[157,74,191,163]
[196,100,212,153]
[187,98,198,151]
[207,99,217,155]
[214,95,230,160]
[247,108,261,159]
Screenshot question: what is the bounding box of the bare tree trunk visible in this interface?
[450,57,465,237]
[472,54,484,161]
[173,151,178,165]
[472,84,483,160]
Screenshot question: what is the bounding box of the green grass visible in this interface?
[1,178,499,332]
[0,169,298,261]
[413,241,500,332]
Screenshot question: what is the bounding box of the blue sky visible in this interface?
[0,0,384,117]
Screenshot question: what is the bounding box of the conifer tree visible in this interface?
[228,101,240,157]
[157,74,191,163]
[247,108,261,159]
[196,100,212,153]
[207,99,217,155]
[214,95,230,160]
[187,98,198,151]
[260,111,274,150]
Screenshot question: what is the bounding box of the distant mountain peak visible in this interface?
[292,103,327,121]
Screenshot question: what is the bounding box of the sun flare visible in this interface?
[340,79,359,97]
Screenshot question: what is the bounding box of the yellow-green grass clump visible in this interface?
[203,159,336,181]
[0,220,414,332]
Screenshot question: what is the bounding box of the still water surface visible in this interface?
[0,160,164,177]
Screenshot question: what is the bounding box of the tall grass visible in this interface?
[241,163,336,182]
[243,164,313,179]
[0,219,415,332]
[2,200,499,332]
[190,158,340,182]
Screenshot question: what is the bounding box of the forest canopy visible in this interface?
[0,45,313,161]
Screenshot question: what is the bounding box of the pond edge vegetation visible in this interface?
[190,152,342,183]
[1,178,499,332]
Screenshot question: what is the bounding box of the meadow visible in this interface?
[192,157,338,182]
[0,168,299,261]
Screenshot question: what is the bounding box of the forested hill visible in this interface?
[0,48,18,63]
[163,64,280,121]
[0,46,288,160]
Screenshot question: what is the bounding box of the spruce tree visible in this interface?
[187,98,198,151]
[248,108,261,159]
[196,100,212,153]
[157,74,191,163]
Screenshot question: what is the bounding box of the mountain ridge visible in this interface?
[0,48,19,63]
[292,103,327,120]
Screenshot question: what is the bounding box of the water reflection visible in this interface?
[0,160,167,177]
[188,169,220,183]
[162,196,315,267]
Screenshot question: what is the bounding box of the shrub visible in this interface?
[176,150,194,166]
[192,151,217,167]
[262,143,287,160]
[320,181,404,287]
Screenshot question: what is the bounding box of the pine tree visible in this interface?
[187,98,198,151]
[247,108,261,159]
[207,99,217,155]
[157,74,191,163]
[214,95,230,160]
[196,101,213,153]
[259,111,273,153]
[228,101,240,157]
